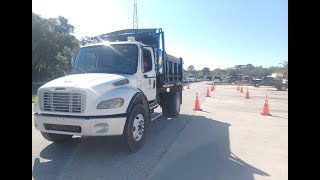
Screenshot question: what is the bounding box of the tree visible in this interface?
[80,36,92,46]
[58,16,75,34]
[32,12,79,82]
[282,61,288,79]
[282,61,288,68]
[187,65,195,72]
[212,68,228,78]
[202,67,210,76]
[243,64,255,77]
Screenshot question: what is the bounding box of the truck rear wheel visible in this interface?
[40,132,72,142]
[162,91,181,118]
[161,95,170,117]
[123,104,148,152]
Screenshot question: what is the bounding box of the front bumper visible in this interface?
[34,113,127,136]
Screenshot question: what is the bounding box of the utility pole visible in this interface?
[133,0,138,29]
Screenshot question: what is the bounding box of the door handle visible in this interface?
[153,80,155,89]
[143,74,156,79]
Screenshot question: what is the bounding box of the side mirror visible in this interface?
[155,48,162,63]
[143,74,148,78]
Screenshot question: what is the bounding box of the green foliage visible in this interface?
[185,63,288,79]
[32,12,80,82]
[187,65,195,72]
[202,67,210,76]
[282,61,288,79]
[211,68,228,78]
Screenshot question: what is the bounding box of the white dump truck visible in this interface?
[33,29,183,152]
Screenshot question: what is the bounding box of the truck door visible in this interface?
[140,47,156,101]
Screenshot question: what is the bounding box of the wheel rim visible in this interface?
[176,94,180,113]
[132,114,144,142]
[281,86,286,91]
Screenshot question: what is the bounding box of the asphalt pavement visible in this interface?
[32,82,288,180]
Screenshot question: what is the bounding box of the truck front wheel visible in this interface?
[123,104,148,152]
[40,132,72,142]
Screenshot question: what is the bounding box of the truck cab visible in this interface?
[33,28,183,152]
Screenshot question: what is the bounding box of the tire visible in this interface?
[162,91,181,118]
[275,85,287,91]
[254,83,260,87]
[40,132,72,142]
[162,98,170,117]
[280,85,287,91]
[171,91,181,118]
[123,104,148,152]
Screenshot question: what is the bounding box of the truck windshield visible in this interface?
[71,44,138,75]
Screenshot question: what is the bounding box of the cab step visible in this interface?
[149,99,159,109]
[150,112,162,121]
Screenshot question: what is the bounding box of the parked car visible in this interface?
[252,76,288,91]
[243,75,252,83]
[213,76,222,83]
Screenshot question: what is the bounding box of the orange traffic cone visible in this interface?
[211,85,214,91]
[213,84,215,91]
[194,92,202,111]
[245,87,250,99]
[206,87,211,97]
[237,85,240,91]
[261,95,271,116]
[240,86,243,93]
[187,84,190,89]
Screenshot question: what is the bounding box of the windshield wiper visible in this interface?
[97,66,126,74]
[73,67,87,73]
[106,68,125,74]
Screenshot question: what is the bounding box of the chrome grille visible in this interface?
[40,90,86,113]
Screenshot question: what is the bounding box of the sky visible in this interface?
[32,0,288,70]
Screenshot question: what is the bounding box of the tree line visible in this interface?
[32,12,79,82]
[186,62,288,80]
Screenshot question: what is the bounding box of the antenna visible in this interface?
[133,0,138,29]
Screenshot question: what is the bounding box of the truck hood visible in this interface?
[41,73,130,89]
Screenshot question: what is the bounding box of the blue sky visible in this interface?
[32,0,288,70]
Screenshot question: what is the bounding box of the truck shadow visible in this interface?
[32,114,269,180]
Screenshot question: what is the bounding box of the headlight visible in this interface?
[97,98,124,109]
